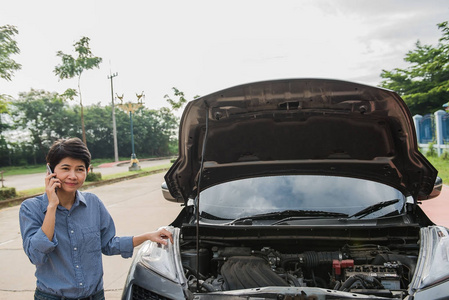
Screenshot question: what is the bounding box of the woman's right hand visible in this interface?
[45,173,60,207]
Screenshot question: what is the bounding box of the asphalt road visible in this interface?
[0,160,447,300]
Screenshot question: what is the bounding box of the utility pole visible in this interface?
[108,72,119,162]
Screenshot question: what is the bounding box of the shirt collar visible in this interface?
[41,190,87,213]
[76,191,88,207]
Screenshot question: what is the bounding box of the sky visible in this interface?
[2,0,449,112]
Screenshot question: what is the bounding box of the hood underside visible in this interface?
[165,79,437,202]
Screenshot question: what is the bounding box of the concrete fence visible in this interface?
[413,110,449,156]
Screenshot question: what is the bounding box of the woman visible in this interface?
[19,138,173,300]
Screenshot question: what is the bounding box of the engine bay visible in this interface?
[179,225,421,298]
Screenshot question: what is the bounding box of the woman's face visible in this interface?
[53,157,88,193]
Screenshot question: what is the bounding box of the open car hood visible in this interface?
[165,79,437,203]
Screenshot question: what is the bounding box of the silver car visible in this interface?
[122,79,447,300]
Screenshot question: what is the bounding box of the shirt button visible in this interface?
[76,265,79,268]
[79,283,83,286]
[74,247,77,251]
[71,230,74,234]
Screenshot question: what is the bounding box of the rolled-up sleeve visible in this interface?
[19,201,58,265]
[102,236,134,258]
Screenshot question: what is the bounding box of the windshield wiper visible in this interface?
[199,211,231,221]
[228,210,349,225]
[347,199,400,219]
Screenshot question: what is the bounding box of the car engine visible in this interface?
[179,226,419,298]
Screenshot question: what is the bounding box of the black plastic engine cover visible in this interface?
[221,256,288,290]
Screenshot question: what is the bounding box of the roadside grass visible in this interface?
[1,165,47,176]
[425,155,449,184]
[17,187,45,198]
[100,163,172,180]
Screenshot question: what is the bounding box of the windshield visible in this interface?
[198,175,406,221]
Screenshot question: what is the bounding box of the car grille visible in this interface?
[131,284,172,300]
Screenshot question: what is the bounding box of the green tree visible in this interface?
[11,89,75,159]
[163,87,200,154]
[164,87,200,111]
[1,94,181,166]
[0,24,21,81]
[164,87,188,111]
[54,36,102,145]
[0,24,21,156]
[380,21,449,115]
[83,103,116,158]
[0,25,21,113]
[130,107,178,157]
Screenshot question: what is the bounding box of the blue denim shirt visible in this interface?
[19,191,134,298]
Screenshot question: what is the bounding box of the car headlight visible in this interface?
[137,226,183,284]
[410,226,449,293]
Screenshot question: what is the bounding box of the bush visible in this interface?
[442,151,449,160]
[426,142,437,157]
[0,187,16,200]
[86,172,102,182]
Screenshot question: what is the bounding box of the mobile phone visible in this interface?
[46,164,58,192]
[46,164,53,175]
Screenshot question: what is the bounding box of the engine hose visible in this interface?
[199,280,216,292]
[281,251,342,268]
[339,275,363,291]
[182,264,207,280]
[339,274,384,292]
[302,251,342,268]
[286,273,302,287]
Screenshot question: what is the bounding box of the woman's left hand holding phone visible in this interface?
[45,164,60,207]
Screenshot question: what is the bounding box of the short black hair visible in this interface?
[46,138,91,171]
